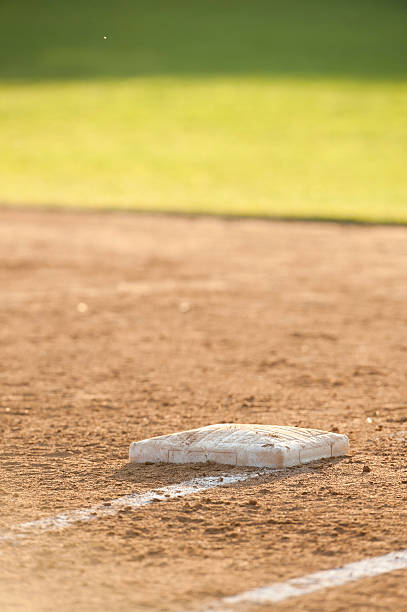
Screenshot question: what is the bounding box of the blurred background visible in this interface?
[0,0,406,222]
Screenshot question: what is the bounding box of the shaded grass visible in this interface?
[1,0,406,81]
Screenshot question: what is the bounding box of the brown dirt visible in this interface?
[0,208,406,612]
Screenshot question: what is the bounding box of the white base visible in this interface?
[129,424,349,468]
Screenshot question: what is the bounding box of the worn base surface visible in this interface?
[129,424,349,468]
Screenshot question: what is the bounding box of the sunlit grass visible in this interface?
[1,76,406,222]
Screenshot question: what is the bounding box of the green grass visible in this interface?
[1,0,406,222]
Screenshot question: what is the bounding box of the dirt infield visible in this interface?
[1,209,407,611]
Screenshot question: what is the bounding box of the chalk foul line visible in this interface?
[2,471,406,610]
[202,548,407,610]
[0,470,265,542]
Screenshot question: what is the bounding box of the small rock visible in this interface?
[362,465,371,473]
[179,301,190,313]
[77,302,88,313]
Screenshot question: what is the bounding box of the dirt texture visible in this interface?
[0,209,406,612]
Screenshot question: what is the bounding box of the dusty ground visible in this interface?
[0,208,406,612]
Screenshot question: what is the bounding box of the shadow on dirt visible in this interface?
[111,456,346,489]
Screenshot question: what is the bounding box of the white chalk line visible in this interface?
[3,470,406,609]
[202,548,407,610]
[0,470,265,543]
